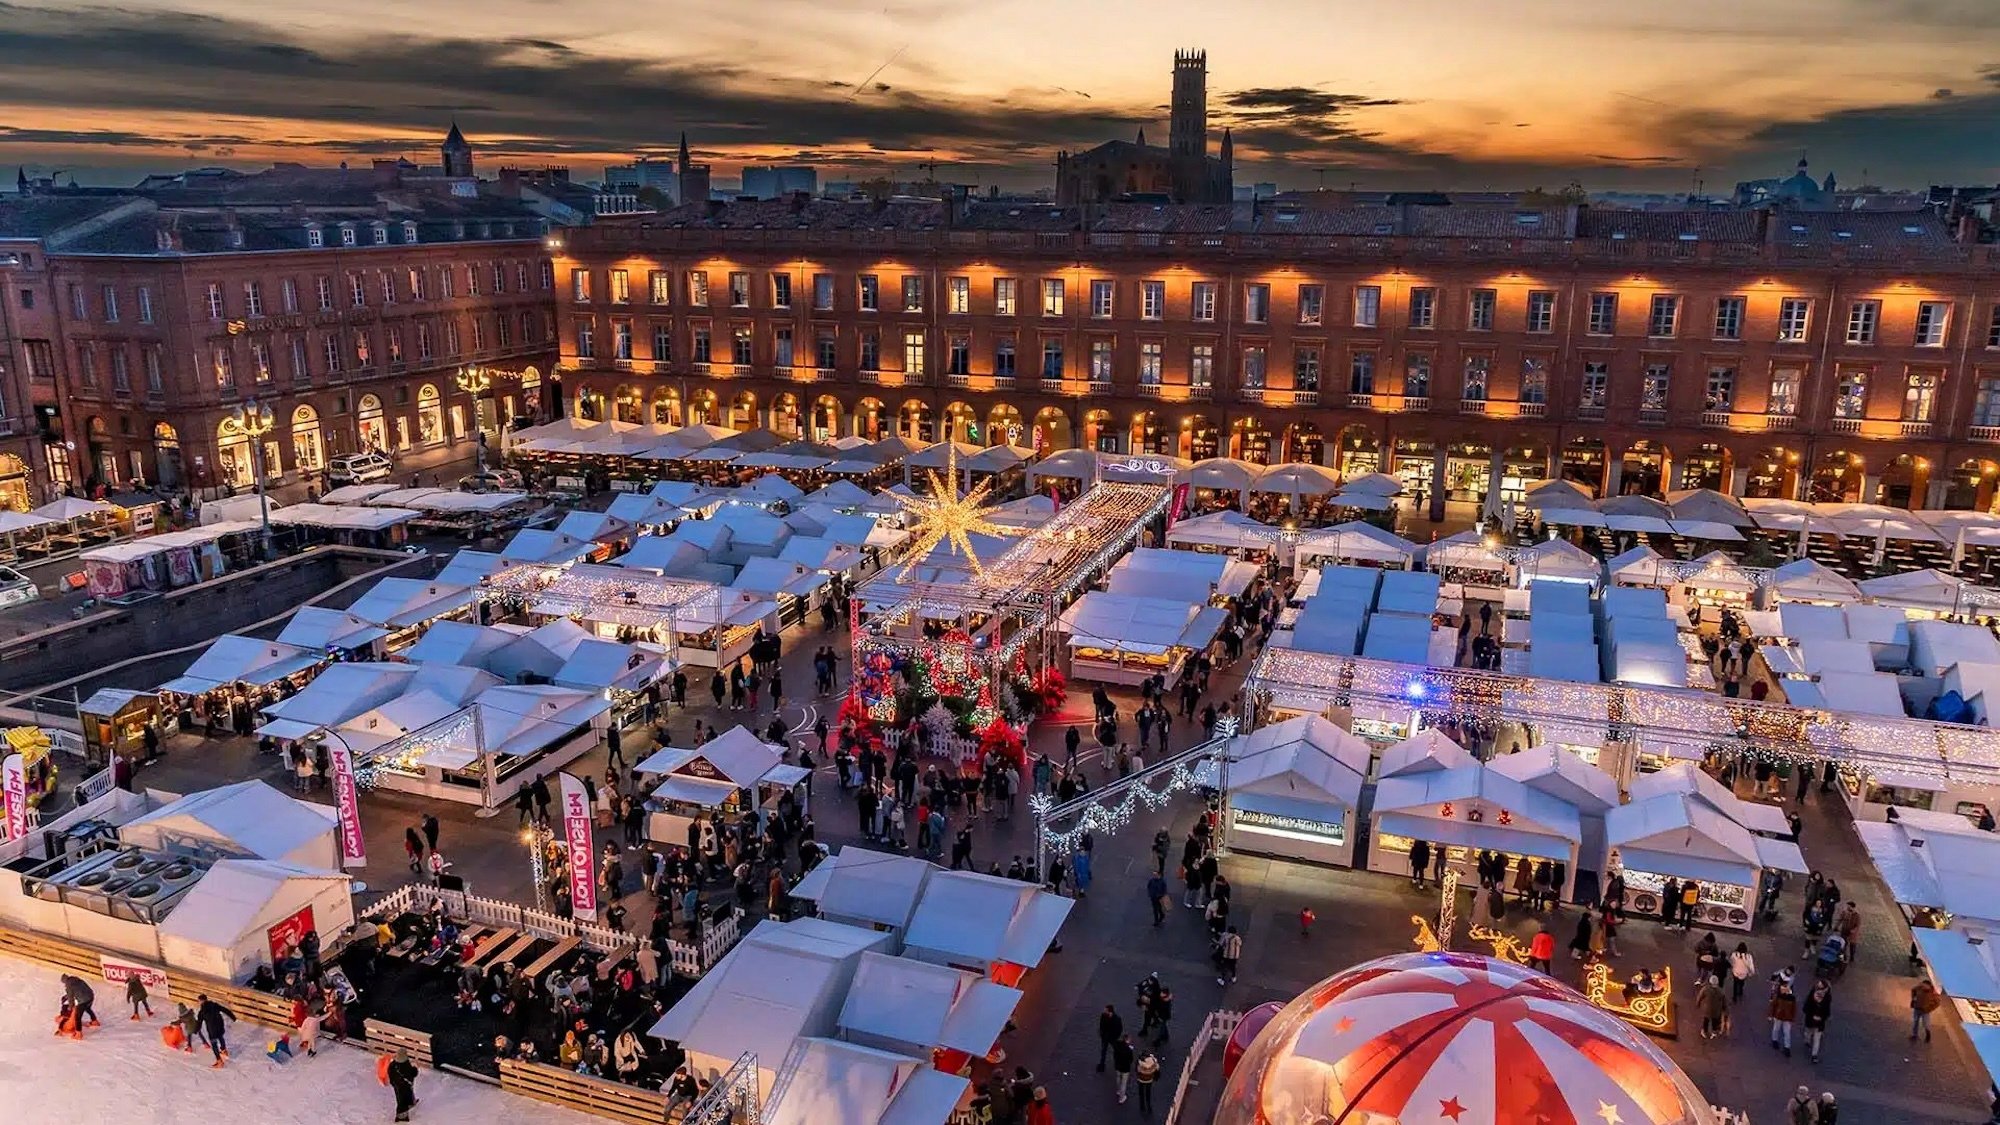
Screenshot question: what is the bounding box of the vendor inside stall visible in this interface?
[633,726,804,844]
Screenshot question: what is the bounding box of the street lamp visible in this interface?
[224,399,275,556]
[456,365,494,468]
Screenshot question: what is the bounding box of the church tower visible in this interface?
[1169,50,1208,162]
[441,121,474,178]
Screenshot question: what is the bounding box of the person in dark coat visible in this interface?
[420,813,440,854]
[388,1049,420,1121]
[60,974,99,1029]
[195,994,236,1066]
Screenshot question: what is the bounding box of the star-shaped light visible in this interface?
[1595,1101,1623,1125]
[1439,1096,1468,1122]
[888,442,1015,581]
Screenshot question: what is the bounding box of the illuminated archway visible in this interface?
[1283,421,1324,465]
[729,390,758,431]
[651,387,682,427]
[898,398,932,441]
[987,403,1025,447]
[854,398,887,440]
[943,401,979,443]
[1031,406,1072,453]
[771,392,802,438]
[812,395,842,442]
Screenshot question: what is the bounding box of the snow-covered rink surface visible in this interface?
[0,956,594,1125]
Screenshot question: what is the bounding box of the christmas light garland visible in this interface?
[1032,736,1228,855]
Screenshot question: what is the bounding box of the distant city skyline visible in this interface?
[5,0,2000,192]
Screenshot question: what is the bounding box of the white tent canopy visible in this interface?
[1025,448,1101,484]
[901,870,1074,971]
[1378,729,1476,778]
[1860,569,1973,612]
[1252,462,1341,498]
[345,578,476,629]
[788,846,937,933]
[159,634,323,695]
[836,951,1022,1057]
[1768,558,1862,604]
[1166,510,1279,551]
[764,1038,968,1125]
[1296,521,1418,566]
[1059,592,1228,657]
[155,859,354,983]
[1521,538,1602,586]
[1425,530,1507,573]
[256,662,420,737]
[1107,547,1257,601]
[120,780,340,868]
[1177,458,1261,494]
[276,607,390,654]
[1211,715,1374,816]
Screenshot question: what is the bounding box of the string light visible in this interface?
[1032,738,1225,855]
[886,442,1016,580]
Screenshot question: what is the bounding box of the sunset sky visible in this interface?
[4,0,2000,192]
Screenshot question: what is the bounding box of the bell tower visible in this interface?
[1169,49,1208,162]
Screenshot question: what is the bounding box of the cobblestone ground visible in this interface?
[141,613,1994,1125]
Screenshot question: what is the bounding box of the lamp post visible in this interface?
[225,399,275,557]
[456,365,493,469]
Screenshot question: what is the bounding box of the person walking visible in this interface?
[1728,942,1756,1002]
[1149,984,1174,1048]
[1911,978,1941,1041]
[420,812,440,855]
[1528,925,1554,973]
[1134,1050,1161,1115]
[1096,1004,1123,1071]
[1146,870,1168,927]
[1111,1033,1136,1104]
[1698,975,1728,1040]
[1785,1085,1818,1125]
[1769,972,1799,1058]
[1217,926,1243,985]
[1817,1092,1839,1125]
[1409,839,1431,890]
[1802,979,1833,1063]
[196,994,236,1067]
[387,1048,420,1122]
[125,973,152,1020]
[1024,1087,1055,1125]
[404,826,424,873]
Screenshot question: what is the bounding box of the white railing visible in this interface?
[1164,1009,1245,1125]
[1240,387,1265,404]
[1402,396,1430,412]
[1292,390,1320,406]
[1901,420,1934,438]
[1041,377,1067,393]
[1972,425,2000,443]
[1186,386,1213,401]
[1347,392,1373,409]
[946,372,972,388]
[1135,382,1165,398]
[666,911,746,978]
[1458,398,1488,415]
[1701,410,1733,428]
[363,883,653,957]
[1516,401,1546,418]
[1829,416,1862,435]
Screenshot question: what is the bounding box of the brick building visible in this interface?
[0,139,560,504]
[552,193,2000,516]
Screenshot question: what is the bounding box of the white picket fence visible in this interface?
[368,881,744,976]
[880,728,980,763]
[1164,1008,1244,1125]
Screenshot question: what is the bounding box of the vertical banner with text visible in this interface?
[327,741,367,869]
[1167,483,1190,529]
[559,772,598,921]
[2,754,25,842]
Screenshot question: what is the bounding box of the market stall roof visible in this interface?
[510,416,634,450]
[1909,618,2000,676]
[902,870,1074,970]
[0,510,55,534]
[411,684,611,768]
[1599,585,1670,620]
[836,951,1022,1057]
[498,528,594,567]
[1521,539,1602,585]
[823,435,923,473]
[1603,513,1674,534]
[776,536,864,574]
[317,482,399,505]
[276,607,390,653]
[735,448,833,472]
[1777,602,1852,644]
[1529,639,1602,684]
[1373,765,1584,857]
[1860,568,1974,612]
[1177,457,1261,493]
[1288,597,1366,656]
[1782,670,1908,716]
[488,618,594,680]
[764,1038,968,1125]
[1251,462,1341,498]
[1376,570,1441,617]
[789,846,938,932]
[1107,547,1258,601]
[1295,520,1417,565]
[1791,637,1873,675]
[364,487,450,509]
[1600,633,1688,689]
[1597,494,1675,521]
[1339,471,1406,497]
[803,480,875,509]
[160,634,324,694]
[1679,551,1761,594]
[333,674,499,755]
[1827,512,1946,543]
[621,534,715,578]
[121,780,338,864]
[1424,530,1508,573]
[1629,762,1793,836]
[32,496,116,521]
[1540,507,1610,528]
[555,510,632,543]
[1664,487,1753,527]
[735,557,829,599]
[402,620,519,669]
[1488,745,1620,813]
[637,422,737,458]
[1528,580,1592,618]
[345,578,476,629]
[1214,714,1373,813]
[1606,545,1670,587]
[1378,729,1476,779]
[964,444,1033,473]
[1059,591,1228,657]
[258,662,418,733]
[1167,510,1281,551]
[1025,448,1100,484]
[985,493,1058,531]
[634,725,783,787]
[1360,612,1434,665]
[554,639,664,694]
[1913,927,2000,1003]
[1521,479,1595,510]
[1098,451,1191,484]
[820,511,907,550]
[738,473,807,506]
[154,859,350,945]
[904,441,983,471]
[434,550,504,587]
[1607,792,1782,886]
[1855,815,2000,922]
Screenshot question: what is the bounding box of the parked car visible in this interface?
[458,468,524,493]
[327,452,394,484]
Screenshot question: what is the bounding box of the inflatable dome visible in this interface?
[1214,951,1718,1125]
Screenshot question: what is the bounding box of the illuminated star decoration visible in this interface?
[888,441,1014,581]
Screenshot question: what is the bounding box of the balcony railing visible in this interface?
[1241,387,1266,404]
[1637,408,1668,426]
[787,366,818,382]
[690,361,710,376]
[1348,392,1374,409]
[1516,401,1546,419]
[858,368,887,384]
[945,372,972,388]
[710,363,738,378]
[1135,383,1165,398]
[612,357,633,370]
[1187,386,1213,402]
[1701,410,1733,428]
[1972,425,2000,444]
[1763,413,1797,431]
[1293,390,1320,407]
[1576,404,1606,421]
[1829,417,1862,435]
[1088,378,1112,395]
[1458,398,1488,415]
[1402,396,1430,412]
[1900,420,1934,439]
[1041,377,1066,394]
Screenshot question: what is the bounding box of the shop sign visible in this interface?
[266,904,315,959]
[1236,808,1346,843]
[99,956,168,992]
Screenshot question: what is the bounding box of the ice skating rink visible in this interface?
[0,957,594,1124]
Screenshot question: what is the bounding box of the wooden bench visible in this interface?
[498,1058,669,1125]
[358,1018,435,1069]
[489,932,541,967]
[520,936,579,983]
[464,927,519,968]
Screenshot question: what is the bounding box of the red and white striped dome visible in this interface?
[1213,951,1718,1125]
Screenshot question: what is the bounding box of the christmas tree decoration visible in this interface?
[888,442,1013,580]
[975,712,1027,773]
[916,629,982,703]
[969,681,1000,730]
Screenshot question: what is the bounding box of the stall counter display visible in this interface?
[1616,867,1754,931]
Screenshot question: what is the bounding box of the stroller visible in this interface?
[1814,934,1848,980]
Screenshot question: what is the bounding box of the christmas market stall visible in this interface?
[633,726,805,843]
[1367,763,1584,901]
[1104,546,1258,604]
[1164,510,1281,558]
[157,634,325,724]
[343,577,480,647]
[1057,591,1227,686]
[762,1038,969,1125]
[77,688,163,769]
[275,606,391,660]
[831,951,1020,1093]
[1295,520,1418,569]
[1607,789,1808,930]
[1201,714,1373,866]
[365,682,610,807]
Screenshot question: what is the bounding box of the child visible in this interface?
[126,974,153,1020]
[173,1002,200,1053]
[1300,906,1316,937]
[54,995,81,1040]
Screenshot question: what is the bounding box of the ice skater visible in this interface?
[196,994,237,1068]
[126,973,152,1019]
[60,975,99,1032]
[386,1049,420,1121]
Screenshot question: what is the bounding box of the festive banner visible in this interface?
[266,904,315,960]
[560,772,598,921]
[1168,483,1190,528]
[2,754,24,841]
[99,955,168,993]
[327,741,367,869]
